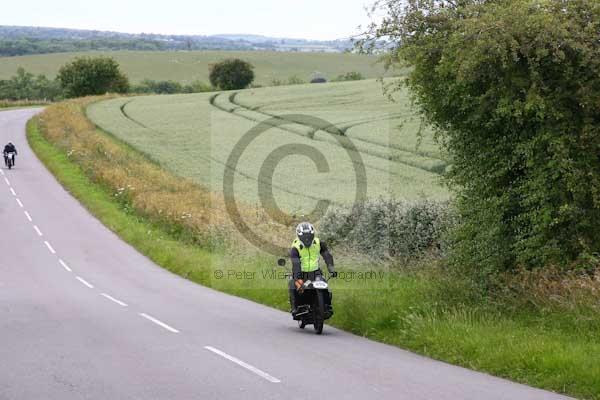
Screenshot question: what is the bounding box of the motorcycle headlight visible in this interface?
[312,281,328,289]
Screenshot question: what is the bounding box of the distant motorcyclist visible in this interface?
[288,222,336,315]
[3,142,17,167]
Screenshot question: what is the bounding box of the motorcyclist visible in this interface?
[3,142,17,167]
[288,222,337,315]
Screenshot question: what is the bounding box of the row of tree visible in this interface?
[0,26,259,57]
[1,57,359,101]
[0,38,166,57]
[0,57,258,100]
[0,68,62,101]
[131,79,212,95]
[0,58,133,100]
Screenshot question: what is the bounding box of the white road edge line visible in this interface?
[58,259,72,272]
[10,187,16,196]
[76,276,94,289]
[139,313,179,333]
[101,293,128,307]
[33,225,43,236]
[4,177,9,185]
[24,210,32,222]
[0,169,4,175]
[44,240,56,254]
[204,346,281,383]
[16,198,23,208]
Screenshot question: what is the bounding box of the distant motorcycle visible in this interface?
[5,152,15,169]
[278,258,334,335]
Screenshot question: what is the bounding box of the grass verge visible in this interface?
[27,101,600,399]
[1,100,51,110]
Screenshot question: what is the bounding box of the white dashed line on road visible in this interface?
[76,276,94,289]
[44,240,56,254]
[4,158,184,350]
[101,293,128,307]
[139,313,180,333]
[59,259,72,272]
[204,346,281,383]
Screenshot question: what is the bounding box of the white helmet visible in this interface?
[296,222,315,247]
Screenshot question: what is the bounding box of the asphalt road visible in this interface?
[0,108,572,400]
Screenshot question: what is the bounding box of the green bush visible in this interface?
[361,0,600,272]
[287,75,305,85]
[57,56,129,98]
[132,79,182,94]
[310,71,327,84]
[269,76,305,87]
[209,58,254,90]
[334,71,364,82]
[131,79,213,95]
[183,80,213,93]
[320,199,455,261]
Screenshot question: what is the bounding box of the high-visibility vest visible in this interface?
[292,237,321,272]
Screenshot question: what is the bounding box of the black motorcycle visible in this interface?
[278,258,334,334]
[5,152,15,169]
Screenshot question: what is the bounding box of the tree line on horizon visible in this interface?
[0,26,353,57]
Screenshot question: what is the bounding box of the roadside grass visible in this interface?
[1,99,51,110]
[27,101,600,399]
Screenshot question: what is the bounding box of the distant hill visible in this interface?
[0,26,353,57]
[211,34,352,52]
[212,34,279,43]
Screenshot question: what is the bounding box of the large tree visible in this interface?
[57,56,129,98]
[209,59,255,90]
[360,0,600,273]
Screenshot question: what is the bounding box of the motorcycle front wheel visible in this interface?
[313,290,325,334]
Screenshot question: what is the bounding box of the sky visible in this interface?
[0,0,376,40]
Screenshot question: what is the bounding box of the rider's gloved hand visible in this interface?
[295,279,305,294]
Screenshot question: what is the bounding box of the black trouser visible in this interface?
[288,270,323,310]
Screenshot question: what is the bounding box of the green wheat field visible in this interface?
[87,79,450,214]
